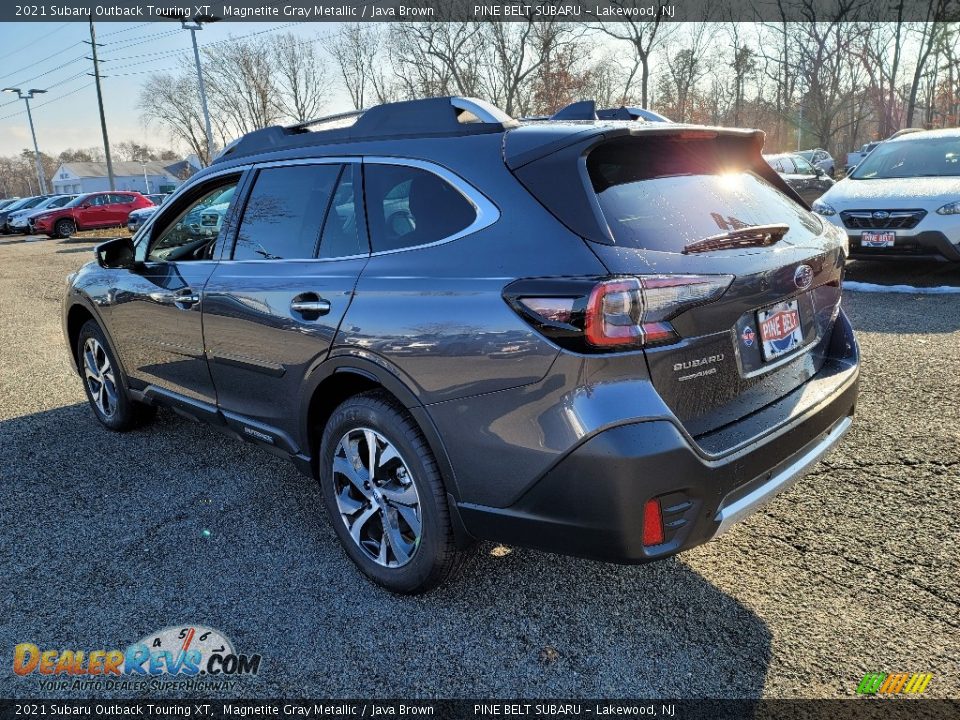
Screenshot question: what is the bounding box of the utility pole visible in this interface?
[86,18,115,190]
[182,17,216,164]
[2,87,48,194]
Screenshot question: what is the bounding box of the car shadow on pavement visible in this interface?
[0,403,772,699]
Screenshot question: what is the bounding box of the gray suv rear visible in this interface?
[63,97,859,592]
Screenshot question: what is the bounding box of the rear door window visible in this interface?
[587,140,823,253]
[233,164,340,261]
[363,164,476,253]
[318,165,365,259]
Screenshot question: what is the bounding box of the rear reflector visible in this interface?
[642,498,664,546]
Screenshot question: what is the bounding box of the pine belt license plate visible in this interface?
[861,231,895,248]
[757,300,803,361]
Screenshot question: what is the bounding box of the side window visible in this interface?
[364,164,476,253]
[793,156,814,174]
[89,195,108,206]
[146,179,239,262]
[233,164,339,261]
[115,194,135,204]
[318,166,365,259]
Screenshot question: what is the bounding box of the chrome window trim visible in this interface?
[361,155,500,257]
[213,155,500,263]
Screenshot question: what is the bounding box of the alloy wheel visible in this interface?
[332,427,422,568]
[82,337,118,418]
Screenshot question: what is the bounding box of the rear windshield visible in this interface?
[587,139,822,252]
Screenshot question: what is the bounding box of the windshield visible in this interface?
[852,136,960,179]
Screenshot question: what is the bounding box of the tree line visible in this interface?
[142,19,959,168]
[4,13,958,196]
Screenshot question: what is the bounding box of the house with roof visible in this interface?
[50,161,183,195]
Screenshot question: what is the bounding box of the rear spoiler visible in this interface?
[504,124,806,246]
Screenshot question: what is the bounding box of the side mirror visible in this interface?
[814,167,825,177]
[81,203,91,209]
[95,236,139,270]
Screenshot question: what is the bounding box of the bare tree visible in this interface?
[595,8,678,108]
[203,38,281,137]
[327,24,395,109]
[272,32,332,123]
[140,72,214,164]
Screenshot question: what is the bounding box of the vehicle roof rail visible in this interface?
[550,100,598,121]
[288,109,367,132]
[213,96,517,164]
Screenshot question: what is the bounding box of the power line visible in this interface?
[0,81,93,122]
[0,23,74,63]
[0,46,86,83]
[98,22,155,38]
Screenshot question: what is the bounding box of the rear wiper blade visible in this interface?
[683,224,789,254]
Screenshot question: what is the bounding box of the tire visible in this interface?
[54,218,75,239]
[76,319,155,431]
[319,391,460,593]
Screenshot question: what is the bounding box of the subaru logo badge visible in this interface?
[872,210,890,220]
[794,264,814,290]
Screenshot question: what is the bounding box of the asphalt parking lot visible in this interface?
[1,233,958,699]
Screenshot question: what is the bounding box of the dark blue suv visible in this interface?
[63,97,859,592]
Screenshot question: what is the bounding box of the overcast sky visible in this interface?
[0,21,353,159]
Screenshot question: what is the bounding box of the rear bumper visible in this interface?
[457,312,859,563]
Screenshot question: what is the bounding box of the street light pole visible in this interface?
[2,88,48,194]
[182,18,215,164]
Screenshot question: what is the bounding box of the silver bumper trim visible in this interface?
[714,416,852,535]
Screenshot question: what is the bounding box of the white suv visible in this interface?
[812,128,960,262]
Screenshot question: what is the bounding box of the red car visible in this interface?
[32,191,154,239]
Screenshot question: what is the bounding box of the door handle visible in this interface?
[173,288,200,306]
[291,294,331,316]
[291,299,331,314]
[149,288,200,307]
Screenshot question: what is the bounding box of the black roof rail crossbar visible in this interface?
[214,97,517,164]
[597,107,642,121]
[548,101,651,122]
[550,100,598,121]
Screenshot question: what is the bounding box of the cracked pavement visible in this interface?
[0,236,957,699]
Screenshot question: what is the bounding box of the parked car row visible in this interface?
[0,191,162,238]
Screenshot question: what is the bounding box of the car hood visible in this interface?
[823,176,960,209]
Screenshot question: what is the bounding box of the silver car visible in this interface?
[812,128,960,261]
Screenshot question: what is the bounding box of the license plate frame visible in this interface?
[757,300,804,362]
[861,230,896,248]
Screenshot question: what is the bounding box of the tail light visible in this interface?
[505,274,732,352]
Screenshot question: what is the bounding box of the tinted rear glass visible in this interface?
[587,140,822,252]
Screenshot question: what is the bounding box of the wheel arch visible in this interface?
[65,302,97,372]
[300,356,462,503]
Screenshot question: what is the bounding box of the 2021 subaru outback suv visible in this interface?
[63,97,860,593]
